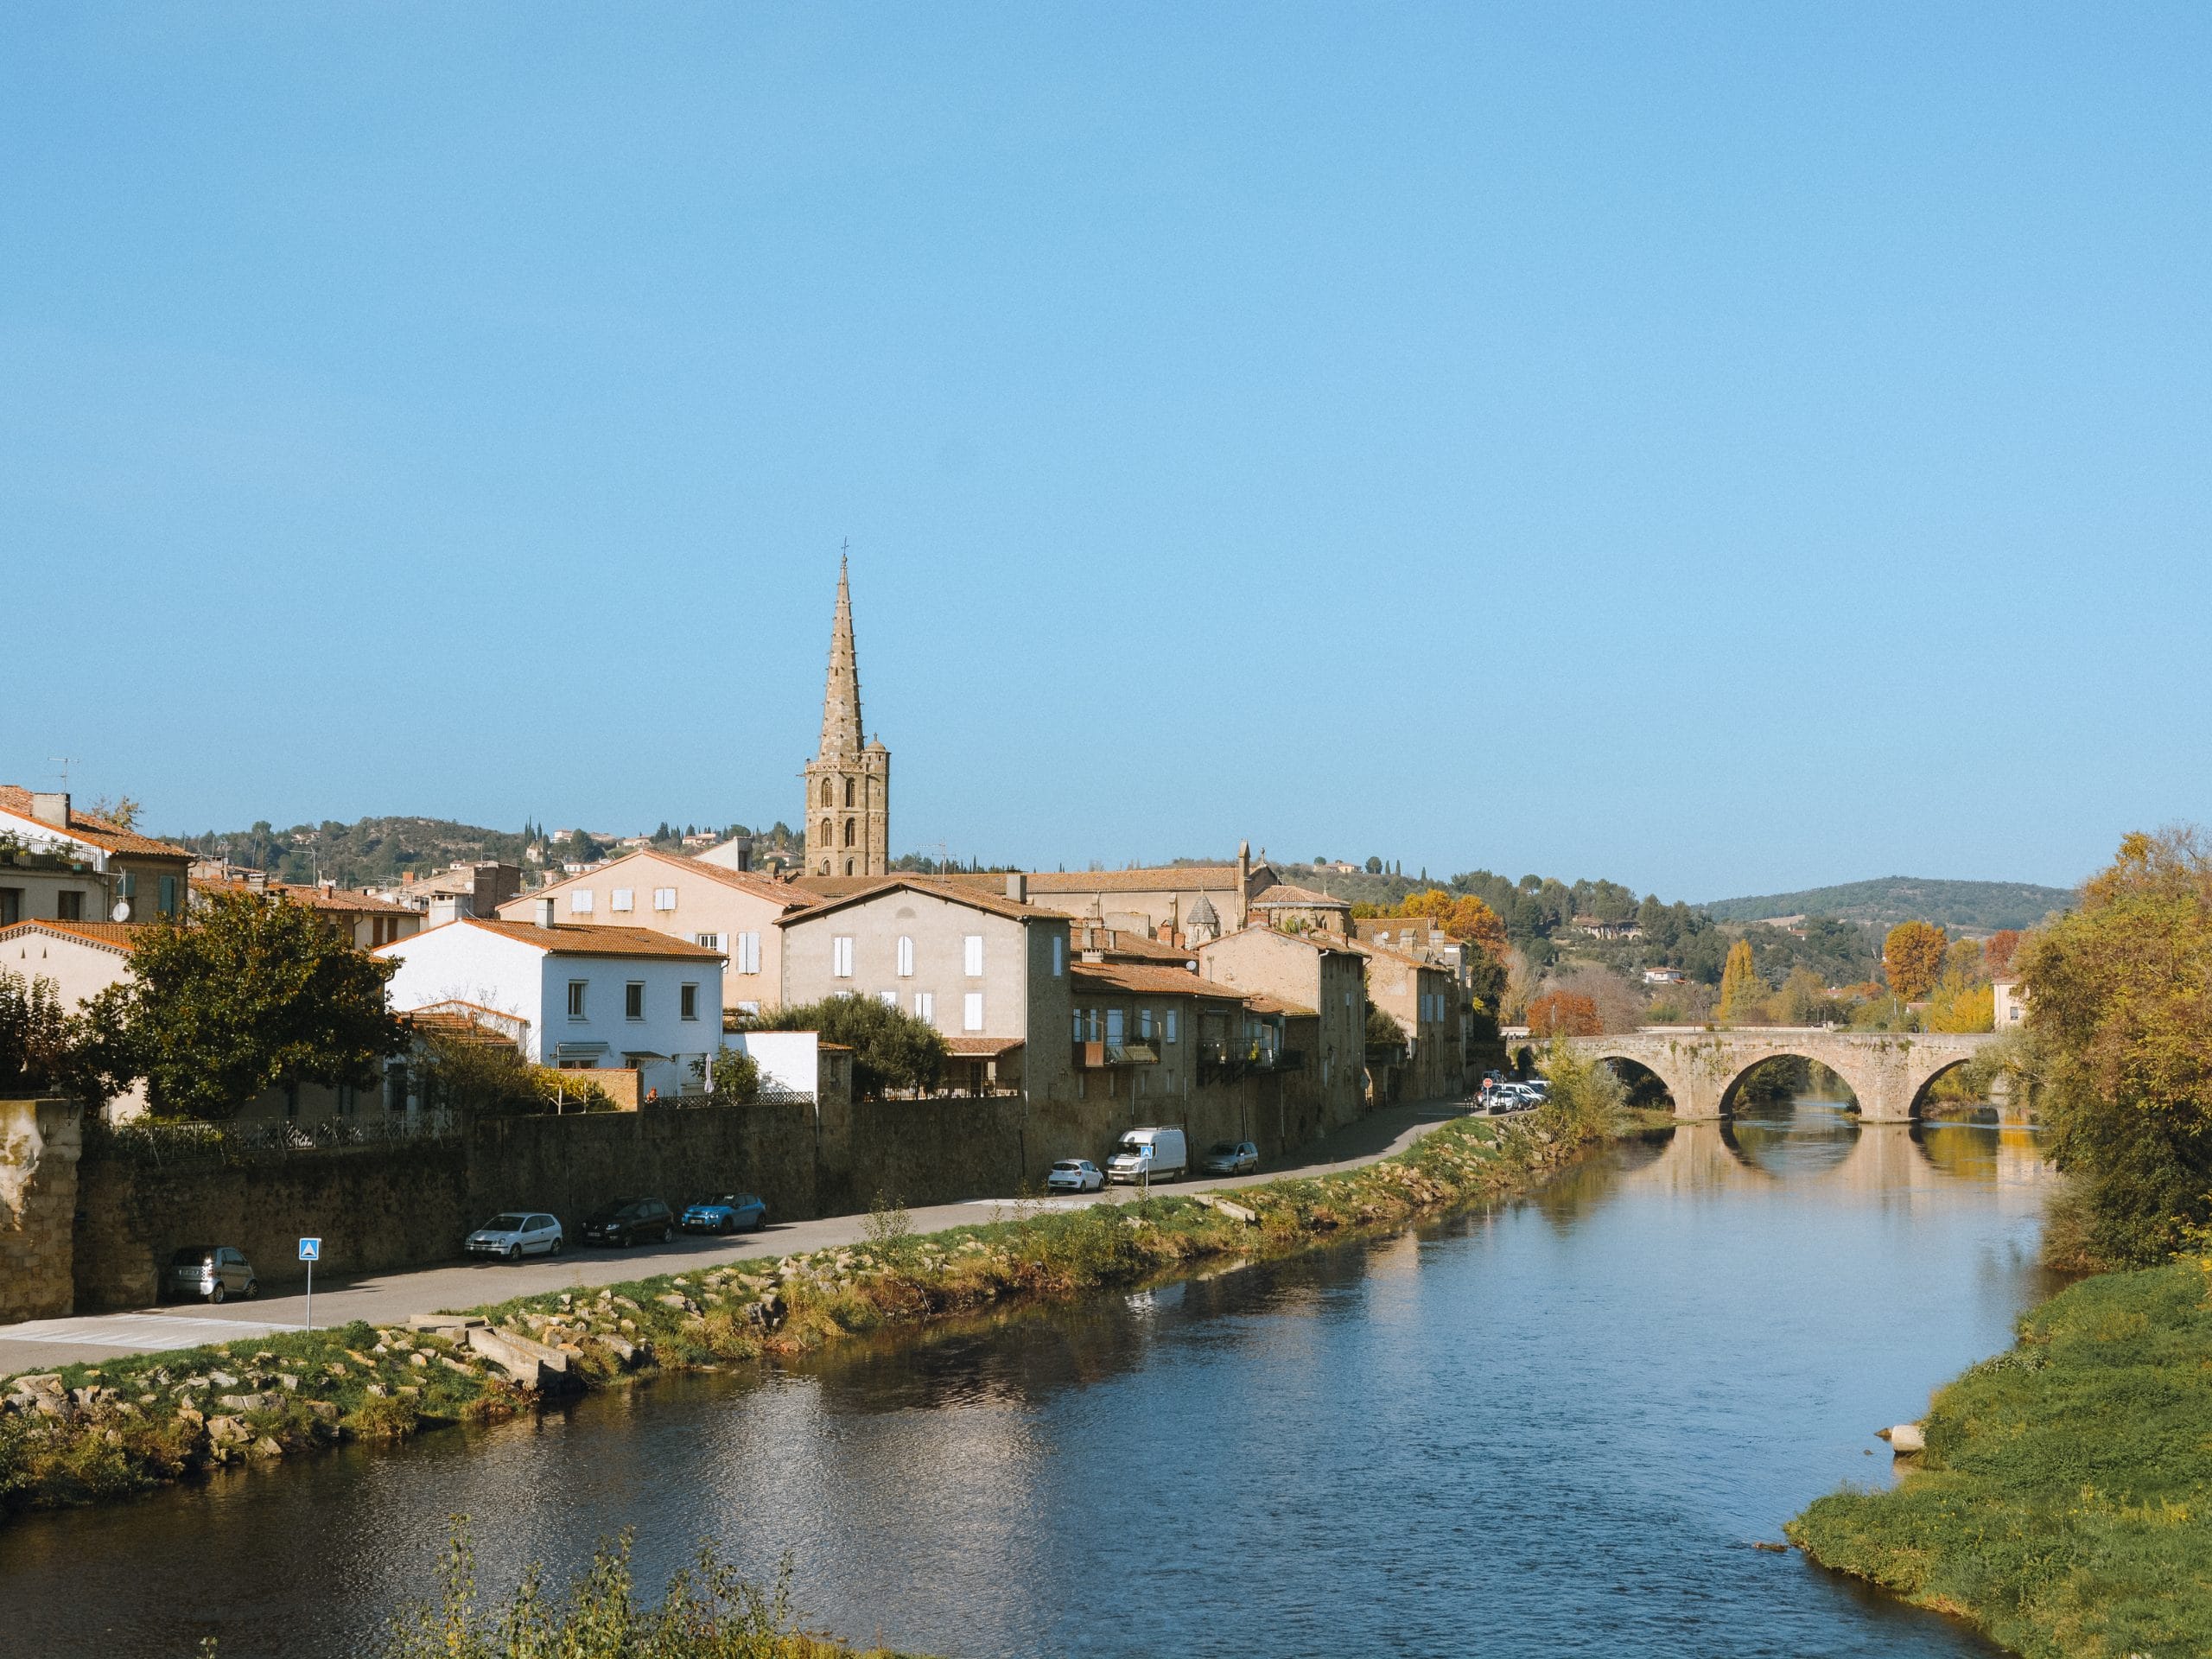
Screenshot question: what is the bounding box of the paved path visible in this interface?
[0,1096,1479,1376]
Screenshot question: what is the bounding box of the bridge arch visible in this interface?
[1552,1029,1998,1122]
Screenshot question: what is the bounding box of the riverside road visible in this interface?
[0,1097,1472,1376]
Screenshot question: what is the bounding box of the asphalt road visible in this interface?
[0,1097,1479,1376]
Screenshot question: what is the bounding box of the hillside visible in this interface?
[166,816,538,887]
[1700,876,2075,931]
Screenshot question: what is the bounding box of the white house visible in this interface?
[375,907,725,1100]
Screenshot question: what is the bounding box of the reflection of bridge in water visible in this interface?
[1516,1027,2004,1121]
[1604,1112,2052,1205]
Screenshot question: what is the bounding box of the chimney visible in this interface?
[1005,871,1027,903]
[30,791,68,828]
[534,897,556,928]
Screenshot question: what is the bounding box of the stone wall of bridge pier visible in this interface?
[1533,1029,1999,1122]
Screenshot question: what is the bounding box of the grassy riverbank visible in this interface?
[2,1094,1662,1522]
[1788,1258,2212,1657]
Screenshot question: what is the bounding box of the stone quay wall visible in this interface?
[0,1098,82,1322]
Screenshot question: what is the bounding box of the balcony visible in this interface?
[1073,1039,1160,1069]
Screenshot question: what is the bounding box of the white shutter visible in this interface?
[963,992,983,1032]
[611,887,633,912]
[570,890,594,914]
[897,936,914,977]
[915,991,935,1025]
[653,887,677,912]
[832,936,854,977]
[963,934,983,976]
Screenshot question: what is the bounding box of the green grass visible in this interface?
[1788,1258,2212,1657]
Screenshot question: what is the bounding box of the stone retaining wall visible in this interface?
[0,1098,81,1322]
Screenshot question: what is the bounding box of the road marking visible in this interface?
[0,1313,306,1347]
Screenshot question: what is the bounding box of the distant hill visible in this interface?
[165,816,540,888]
[1700,876,2076,932]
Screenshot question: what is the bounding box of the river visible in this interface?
[4,1102,2056,1658]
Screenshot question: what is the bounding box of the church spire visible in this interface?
[819,545,864,758]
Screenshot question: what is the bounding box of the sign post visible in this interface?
[299,1237,321,1331]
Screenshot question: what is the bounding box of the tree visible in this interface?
[87,794,142,831]
[0,969,79,1096]
[1364,856,1383,875]
[1883,921,1948,1001]
[1984,928,2023,978]
[1926,980,1994,1033]
[2018,828,2212,1266]
[83,890,404,1119]
[1526,990,1600,1038]
[760,996,947,1096]
[1447,896,1508,956]
[1363,1001,1405,1049]
[1716,939,1764,1024]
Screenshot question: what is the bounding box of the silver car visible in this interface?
[166,1245,257,1304]
[467,1212,563,1261]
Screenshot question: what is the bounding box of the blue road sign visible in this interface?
[299,1236,321,1262]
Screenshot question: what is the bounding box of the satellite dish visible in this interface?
[111,901,131,923]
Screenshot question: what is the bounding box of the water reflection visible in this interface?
[9,1104,2050,1659]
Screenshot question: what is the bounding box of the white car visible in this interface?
[1045,1159,1106,1194]
[467,1211,563,1261]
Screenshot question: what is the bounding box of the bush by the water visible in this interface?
[1789,1256,2212,1658]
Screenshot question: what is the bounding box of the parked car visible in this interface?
[1199,1140,1259,1176]
[579,1198,675,1247]
[1045,1159,1105,1193]
[165,1245,257,1304]
[681,1193,767,1234]
[467,1211,563,1261]
[1107,1125,1189,1184]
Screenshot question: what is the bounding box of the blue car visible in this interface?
[680,1192,767,1235]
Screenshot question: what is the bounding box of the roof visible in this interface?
[780,876,1063,925]
[1249,883,1353,909]
[1196,923,1364,960]
[510,848,811,912]
[1356,939,1448,975]
[0,919,154,957]
[377,917,725,961]
[1239,992,1319,1018]
[1068,923,1196,966]
[1070,961,1244,1001]
[1019,865,1251,894]
[0,788,192,862]
[944,1035,1026,1058]
[193,877,416,916]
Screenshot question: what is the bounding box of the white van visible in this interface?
[1107,1126,1188,1184]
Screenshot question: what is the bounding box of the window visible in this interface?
[843,817,856,848]
[831,936,854,977]
[56,891,83,921]
[963,992,984,1032]
[821,779,832,806]
[0,888,20,925]
[878,990,899,1008]
[283,1081,300,1121]
[568,981,588,1020]
[843,776,855,808]
[611,887,634,912]
[914,991,935,1024]
[1138,1007,1154,1039]
[338,1082,356,1119]
[625,982,645,1020]
[680,983,699,1020]
[1165,1009,1179,1044]
[963,934,984,976]
[695,932,721,950]
[1104,1007,1124,1045]
[570,889,594,914]
[652,887,677,912]
[1052,935,1065,976]
[896,936,914,976]
[736,931,760,975]
[1084,1007,1102,1042]
[737,1000,760,1015]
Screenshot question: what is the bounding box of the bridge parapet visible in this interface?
[1517,1027,1997,1121]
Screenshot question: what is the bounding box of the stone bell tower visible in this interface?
[803,553,891,878]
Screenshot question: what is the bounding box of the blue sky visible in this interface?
[5,5,2206,899]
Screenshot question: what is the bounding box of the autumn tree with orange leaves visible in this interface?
[1526,990,1601,1038]
[1883,921,1948,1001]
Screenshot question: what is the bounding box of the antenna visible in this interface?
[48,756,77,791]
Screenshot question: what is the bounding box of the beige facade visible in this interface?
[804,558,892,878]
[0,789,192,929]
[1355,940,1464,1101]
[495,849,810,1014]
[1196,925,1367,1123]
[192,874,423,949]
[953,843,1281,941]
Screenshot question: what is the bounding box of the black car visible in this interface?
[579,1198,674,1247]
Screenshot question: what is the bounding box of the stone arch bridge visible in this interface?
[1510,1028,1999,1121]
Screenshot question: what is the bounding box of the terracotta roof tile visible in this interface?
[944,1035,1026,1057]
[780,876,1064,925]
[1070,961,1244,1000]
[1249,882,1352,909]
[512,849,813,912]
[378,917,725,961]
[0,787,192,862]
[0,919,154,956]
[193,877,417,916]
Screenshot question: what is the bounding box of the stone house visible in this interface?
[377,910,726,1101]
[1245,882,1356,935]
[191,870,423,949]
[495,848,812,1015]
[776,876,1073,1100]
[1195,925,1367,1130]
[1352,940,1464,1102]
[0,788,193,928]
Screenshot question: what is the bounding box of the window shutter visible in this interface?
[963,992,984,1032]
[963,935,983,976]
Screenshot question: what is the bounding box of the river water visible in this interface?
[5,1103,2056,1658]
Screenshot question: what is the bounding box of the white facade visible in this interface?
[376,918,723,1099]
